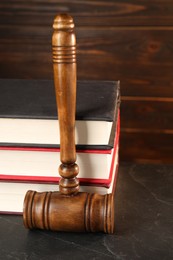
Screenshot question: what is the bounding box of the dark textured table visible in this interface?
[0,163,173,260]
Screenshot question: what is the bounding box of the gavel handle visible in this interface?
[52,14,79,195]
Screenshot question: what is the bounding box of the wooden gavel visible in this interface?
[23,14,115,233]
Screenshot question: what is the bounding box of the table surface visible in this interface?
[0,163,173,260]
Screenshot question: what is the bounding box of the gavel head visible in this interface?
[23,190,115,233]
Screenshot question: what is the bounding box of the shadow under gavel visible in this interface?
[23,14,114,233]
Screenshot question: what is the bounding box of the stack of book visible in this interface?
[0,79,120,214]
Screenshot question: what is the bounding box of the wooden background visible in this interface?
[0,0,173,163]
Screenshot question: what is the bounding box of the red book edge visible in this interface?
[0,110,120,188]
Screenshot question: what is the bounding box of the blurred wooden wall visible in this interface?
[0,0,173,163]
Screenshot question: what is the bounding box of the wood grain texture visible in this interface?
[0,1,173,163]
[120,132,173,164]
[1,27,173,96]
[1,0,173,26]
[121,100,173,130]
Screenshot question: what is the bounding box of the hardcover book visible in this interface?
[0,79,120,149]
